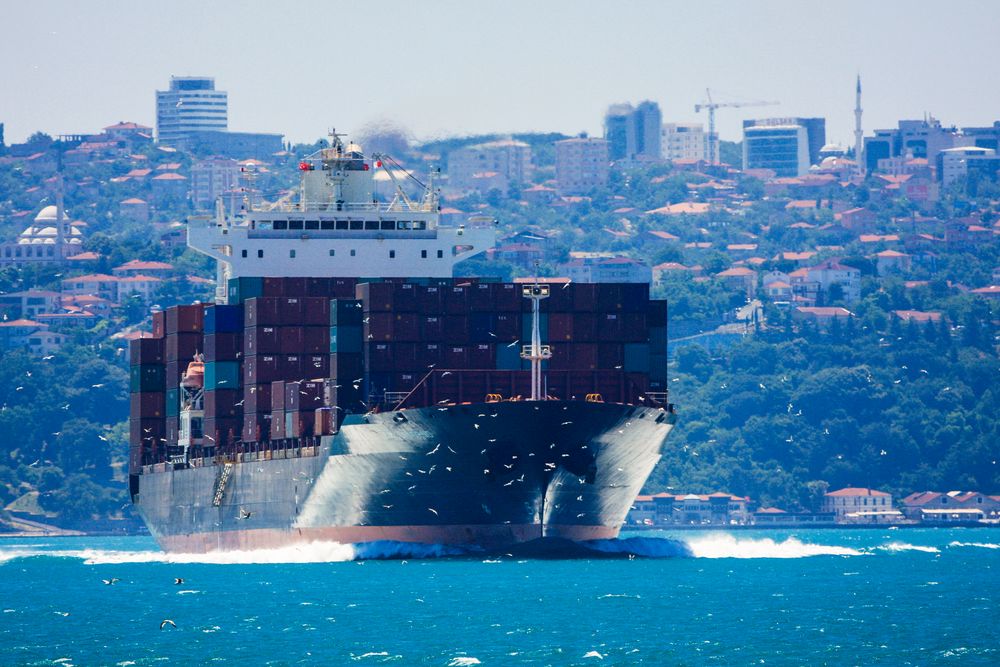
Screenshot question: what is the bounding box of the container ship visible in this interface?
[128,133,676,553]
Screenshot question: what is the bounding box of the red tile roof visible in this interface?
[825,487,890,497]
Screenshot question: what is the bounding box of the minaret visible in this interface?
[854,74,864,174]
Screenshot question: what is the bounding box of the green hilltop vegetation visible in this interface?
[0,131,997,528]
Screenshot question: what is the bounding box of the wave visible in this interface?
[948,541,1000,550]
[681,534,864,559]
[877,542,940,554]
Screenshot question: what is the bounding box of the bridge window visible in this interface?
[336,220,349,230]
[350,249,356,257]
[421,250,427,259]
[273,219,288,230]
[398,221,411,230]
[320,220,335,230]
[290,250,296,258]
[389,250,396,259]
[241,249,247,258]
[380,220,395,230]
[305,220,319,230]
[328,249,335,257]
[257,249,264,258]
[349,220,363,230]
[289,220,304,230]
[364,220,379,230]
[414,221,427,230]
[437,250,443,258]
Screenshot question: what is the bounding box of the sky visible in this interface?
[3,0,1000,148]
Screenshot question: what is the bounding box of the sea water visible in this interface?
[1,528,997,665]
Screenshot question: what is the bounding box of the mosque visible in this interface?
[0,199,86,266]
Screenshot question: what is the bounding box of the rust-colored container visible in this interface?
[130,392,165,419]
[165,304,204,334]
[129,337,164,366]
[204,389,241,419]
[165,332,202,362]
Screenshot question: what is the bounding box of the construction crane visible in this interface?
[695,89,779,164]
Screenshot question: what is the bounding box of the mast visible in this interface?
[854,74,864,174]
[520,264,551,401]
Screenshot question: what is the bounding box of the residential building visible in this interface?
[901,491,1000,522]
[0,319,68,355]
[190,157,238,209]
[791,259,862,303]
[661,122,706,161]
[112,260,175,278]
[0,290,62,319]
[62,274,119,301]
[753,507,836,526]
[117,275,162,304]
[892,310,941,323]
[604,101,662,163]
[936,146,1000,186]
[876,250,912,275]
[554,137,609,194]
[716,267,756,298]
[447,139,532,191]
[793,306,853,328]
[743,117,826,175]
[822,487,900,524]
[559,256,651,283]
[627,492,752,527]
[119,198,150,223]
[156,76,228,146]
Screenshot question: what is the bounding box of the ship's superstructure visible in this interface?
[129,133,676,553]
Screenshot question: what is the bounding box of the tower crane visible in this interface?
[695,90,779,164]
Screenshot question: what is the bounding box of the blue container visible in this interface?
[204,361,241,390]
[227,277,263,304]
[204,304,244,334]
[495,343,523,370]
[330,326,363,354]
[624,343,650,373]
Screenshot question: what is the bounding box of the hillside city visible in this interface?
[0,75,998,533]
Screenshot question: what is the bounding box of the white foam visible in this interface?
[949,541,1000,550]
[0,541,356,565]
[877,542,940,554]
[448,658,482,666]
[682,534,864,559]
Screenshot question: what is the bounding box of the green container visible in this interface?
[227,277,263,304]
[330,326,363,354]
[624,343,650,373]
[130,365,165,393]
[330,299,363,326]
[165,387,180,417]
[495,343,523,370]
[204,361,241,390]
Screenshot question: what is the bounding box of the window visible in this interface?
[336,220,349,230]
[364,220,379,230]
[350,249,356,257]
[437,250,443,258]
[414,221,427,230]
[273,220,288,230]
[328,249,335,257]
[305,220,319,230]
[349,220,363,230]
[389,250,395,258]
[289,220,304,230]
[257,249,264,258]
[290,250,296,258]
[380,220,395,230]
[241,249,247,258]
[320,220,335,230]
[421,250,427,259]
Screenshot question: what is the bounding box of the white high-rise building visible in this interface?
[156,76,228,145]
[661,123,706,161]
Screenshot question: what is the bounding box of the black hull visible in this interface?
[133,401,675,552]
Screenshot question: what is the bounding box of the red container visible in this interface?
[242,413,269,443]
[152,310,166,338]
[314,408,335,436]
[306,277,332,296]
[417,286,443,313]
[419,343,442,368]
[597,313,623,342]
[369,343,394,373]
[468,343,494,368]
[285,380,324,411]
[279,326,305,354]
[358,282,395,311]
[244,383,272,414]
[244,354,281,385]
[166,360,182,388]
[621,312,647,342]
[444,286,469,314]
[329,353,364,381]
[165,304,204,334]
[130,337,164,366]
[551,343,598,370]
[165,331,202,362]
[271,380,286,411]
[270,410,286,439]
[469,283,494,312]
[366,313,395,341]
[422,315,444,341]
[303,327,329,354]
[392,342,420,370]
[165,416,179,445]
[282,278,307,296]
[281,355,302,378]
[245,297,280,326]
[545,283,574,311]
[393,313,421,341]
[130,392,165,419]
[244,326,280,355]
[302,297,331,325]
[204,388,241,419]
[494,283,521,311]
[204,332,241,361]
[286,411,314,438]
[443,345,468,368]
[331,278,358,299]
[597,284,624,311]
[262,277,286,296]
[572,283,598,310]
[277,297,304,324]
[549,313,575,341]
[573,313,598,342]
[392,283,419,312]
[443,315,470,344]
[304,354,329,377]
[495,313,520,340]
[598,343,624,369]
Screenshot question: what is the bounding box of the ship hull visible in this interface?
[134,401,674,553]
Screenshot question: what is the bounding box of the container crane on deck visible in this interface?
[695,90,779,165]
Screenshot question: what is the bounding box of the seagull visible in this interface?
[173,578,184,585]
[91,383,104,388]
[159,619,177,630]
[427,444,441,455]
[102,578,120,585]
[42,355,54,361]
[507,340,519,348]
[427,508,438,515]
[441,371,452,377]
[238,507,253,520]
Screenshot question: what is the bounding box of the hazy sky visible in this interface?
[3,1,1000,147]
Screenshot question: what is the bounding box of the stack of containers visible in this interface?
[203,304,243,449]
[329,298,364,416]
[129,336,166,471]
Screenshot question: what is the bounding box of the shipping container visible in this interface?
[468,343,494,368]
[244,326,280,355]
[285,411,314,438]
[620,283,649,312]
[393,313,421,341]
[165,304,204,334]
[130,391,166,419]
[417,285,443,313]
[468,283,494,312]
[648,299,668,328]
[204,332,242,360]
[278,326,305,354]
[271,380,286,411]
[330,299,364,326]
[597,343,625,369]
[330,278,359,299]
[624,343,651,373]
[270,409,286,439]
[242,413,270,443]
[391,283,419,313]
[596,313,622,342]
[494,283,521,311]
[444,285,469,314]
[285,380,324,412]
[304,354,329,377]
[392,342,420,371]
[165,387,180,417]
[357,282,395,311]
[203,417,241,449]
[494,313,520,341]
[365,312,394,341]
[243,354,281,385]
[204,361,241,390]
[495,342,523,370]
[204,304,243,333]
[329,353,364,381]
[152,310,166,338]
[130,365,165,393]
[421,315,444,341]
[443,315,470,344]
[521,313,549,341]
[418,343,442,368]
[204,388,241,418]
[469,312,495,342]
[244,382,272,414]
[368,343,395,373]
[228,276,263,304]
[330,326,362,354]
[302,326,329,354]
[443,345,468,368]
[129,337,164,366]
[165,331,202,363]
[649,327,667,355]
[314,407,335,436]
[166,416,179,445]
[572,283,598,311]
[301,297,331,325]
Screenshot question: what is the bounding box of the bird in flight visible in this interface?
[160,619,177,630]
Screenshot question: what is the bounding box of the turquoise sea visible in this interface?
[1,528,997,665]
